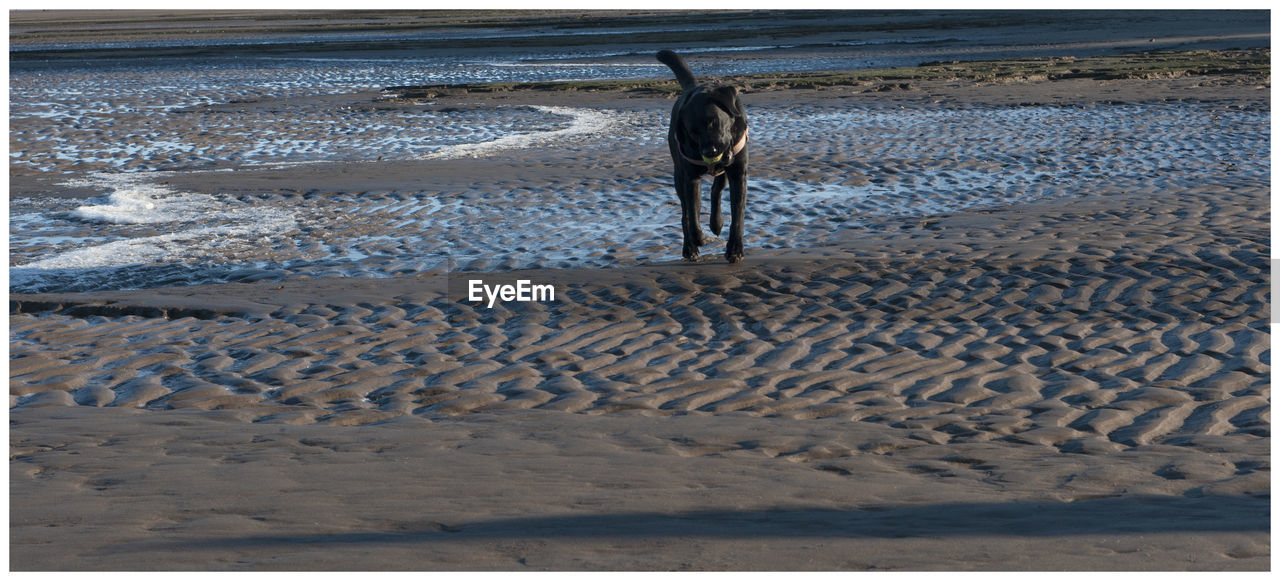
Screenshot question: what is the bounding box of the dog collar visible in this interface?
[677,127,749,176]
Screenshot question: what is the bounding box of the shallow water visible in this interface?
[8,38,1271,294]
[10,99,1269,294]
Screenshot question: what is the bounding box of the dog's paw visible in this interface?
[725,239,743,264]
[683,247,701,262]
[710,216,723,237]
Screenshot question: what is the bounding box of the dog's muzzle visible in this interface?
[677,128,749,177]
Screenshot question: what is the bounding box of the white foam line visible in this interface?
[71,189,219,225]
[15,218,292,271]
[15,172,297,272]
[487,62,668,68]
[61,171,226,225]
[422,106,625,160]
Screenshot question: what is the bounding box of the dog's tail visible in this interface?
[656,50,698,91]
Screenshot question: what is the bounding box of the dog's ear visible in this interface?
[712,86,747,134]
[708,86,740,114]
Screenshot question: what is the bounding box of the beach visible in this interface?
[8,10,1271,570]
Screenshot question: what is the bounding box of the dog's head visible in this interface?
[680,85,747,165]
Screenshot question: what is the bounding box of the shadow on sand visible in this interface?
[177,494,1267,549]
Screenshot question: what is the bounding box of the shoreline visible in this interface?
[385,48,1270,99]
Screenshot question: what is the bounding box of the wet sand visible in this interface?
[8,12,1272,572]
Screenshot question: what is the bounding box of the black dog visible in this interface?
[656,49,749,263]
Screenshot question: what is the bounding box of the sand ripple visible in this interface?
[11,182,1269,464]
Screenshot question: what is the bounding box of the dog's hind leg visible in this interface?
[709,173,726,237]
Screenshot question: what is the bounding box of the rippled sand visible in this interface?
[8,14,1271,571]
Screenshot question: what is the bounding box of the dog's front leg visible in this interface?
[677,173,703,261]
[725,167,747,264]
[688,176,710,248]
[709,173,726,237]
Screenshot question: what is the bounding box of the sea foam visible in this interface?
[15,218,293,272]
[17,173,296,274]
[424,106,628,160]
[71,188,219,224]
